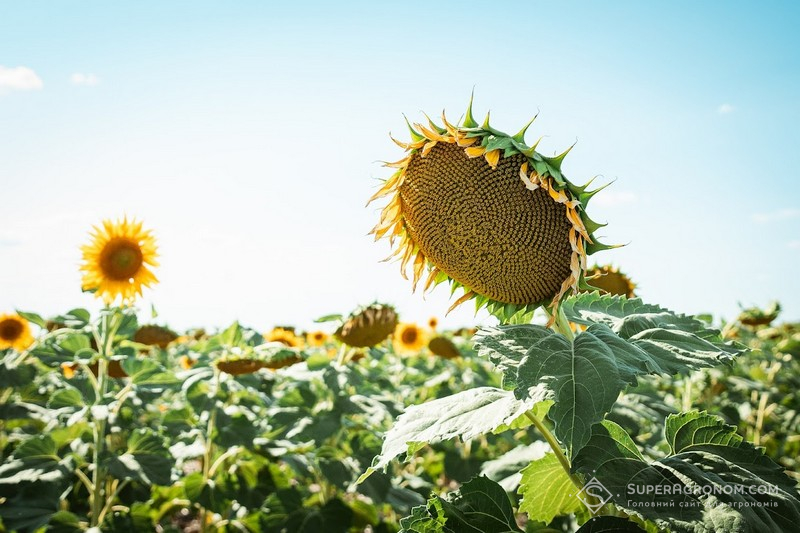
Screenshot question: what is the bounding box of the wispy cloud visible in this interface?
[788,240,800,250]
[70,73,100,86]
[0,65,43,95]
[717,103,735,114]
[593,190,638,207]
[750,208,800,224]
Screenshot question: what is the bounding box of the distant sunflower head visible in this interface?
[335,303,398,348]
[739,302,781,327]
[306,330,329,347]
[427,316,439,330]
[428,336,460,359]
[393,322,426,355]
[80,217,158,304]
[216,358,267,376]
[134,325,178,349]
[369,98,614,323]
[267,328,304,348]
[0,313,34,352]
[583,265,636,298]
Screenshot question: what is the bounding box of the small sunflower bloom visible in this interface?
[0,313,34,352]
[393,322,426,355]
[267,327,304,348]
[80,217,159,304]
[306,331,329,347]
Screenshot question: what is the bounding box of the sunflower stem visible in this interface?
[547,307,575,341]
[89,307,122,528]
[523,411,584,493]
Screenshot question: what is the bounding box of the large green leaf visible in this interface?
[476,298,739,459]
[120,357,178,388]
[400,477,522,533]
[518,452,583,524]
[562,293,741,370]
[0,435,72,487]
[572,413,800,533]
[105,429,172,486]
[512,328,623,459]
[0,359,36,388]
[359,387,534,482]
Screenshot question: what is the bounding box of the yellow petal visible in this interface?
[464,145,486,158]
[484,149,500,169]
[446,291,476,315]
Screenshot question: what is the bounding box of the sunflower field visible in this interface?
[2,100,800,533]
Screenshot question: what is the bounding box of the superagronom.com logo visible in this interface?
[577,477,613,514]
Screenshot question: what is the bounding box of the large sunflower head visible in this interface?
[335,303,398,348]
[369,98,613,323]
[0,313,34,352]
[583,265,636,298]
[80,217,159,304]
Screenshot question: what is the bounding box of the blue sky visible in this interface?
[1,1,798,331]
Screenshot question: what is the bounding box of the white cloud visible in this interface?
[750,208,800,224]
[593,190,638,207]
[0,65,43,94]
[788,240,800,250]
[717,103,734,114]
[70,73,100,86]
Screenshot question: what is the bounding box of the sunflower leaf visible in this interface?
[400,477,522,533]
[561,293,742,370]
[572,414,800,533]
[476,314,736,459]
[518,452,583,524]
[359,387,534,482]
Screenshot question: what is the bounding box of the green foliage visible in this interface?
[572,413,800,532]
[361,387,534,481]
[400,477,522,533]
[518,452,582,524]
[1,297,797,532]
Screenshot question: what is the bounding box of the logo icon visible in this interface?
[576,477,613,514]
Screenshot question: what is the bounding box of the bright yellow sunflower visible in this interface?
[306,330,329,347]
[369,98,613,323]
[80,217,159,304]
[0,313,34,352]
[267,327,304,348]
[392,322,427,355]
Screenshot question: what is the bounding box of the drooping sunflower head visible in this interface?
[583,265,636,298]
[428,336,460,359]
[266,327,304,348]
[335,303,398,348]
[369,98,613,323]
[738,302,781,327]
[0,313,34,352]
[392,322,427,355]
[134,325,178,349]
[80,217,159,304]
